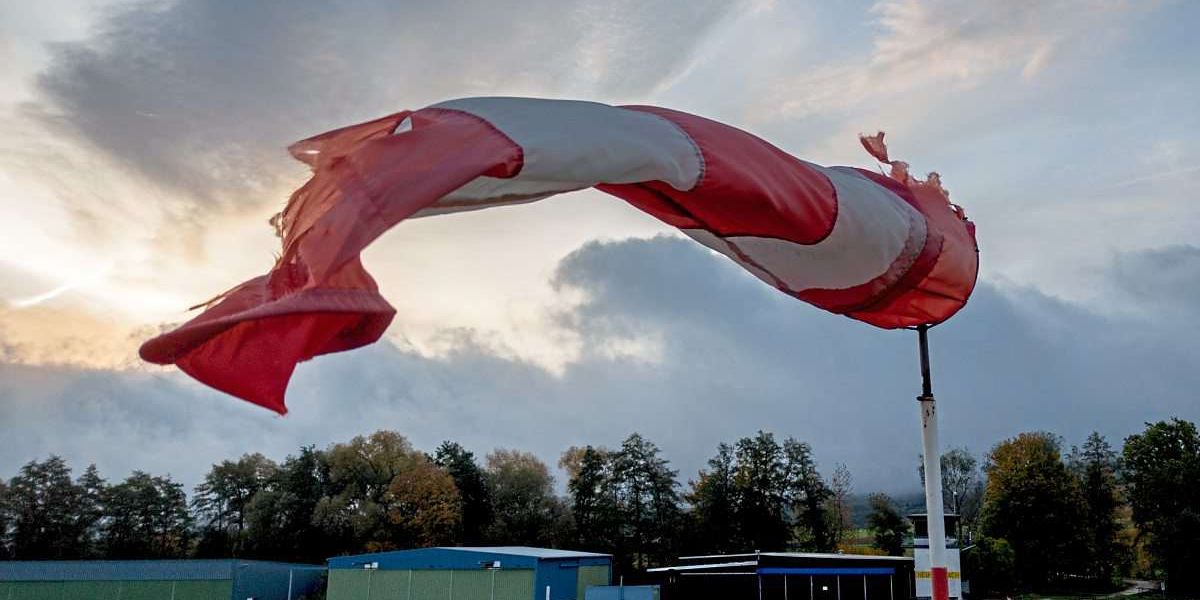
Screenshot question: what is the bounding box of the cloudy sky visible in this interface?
[1,0,1197,495]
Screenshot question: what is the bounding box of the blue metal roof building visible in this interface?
[0,559,325,600]
[327,547,612,600]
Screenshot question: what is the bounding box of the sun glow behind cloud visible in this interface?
[0,0,1198,488]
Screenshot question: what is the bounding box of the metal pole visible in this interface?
[918,325,950,600]
[490,568,496,600]
[836,575,841,600]
[288,569,294,600]
[862,576,867,600]
[810,576,814,600]
[785,575,789,600]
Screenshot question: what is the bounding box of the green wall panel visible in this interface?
[575,566,609,600]
[409,571,451,600]
[120,581,175,600]
[62,581,120,600]
[9,582,63,600]
[174,580,233,600]
[448,570,490,600]
[328,569,533,600]
[2,580,231,600]
[329,570,371,600]
[368,571,411,600]
[492,571,533,600]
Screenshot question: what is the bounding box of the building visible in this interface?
[908,514,962,600]
[644,552,914,600]
[0,559,325,600]
[326,547,612,600]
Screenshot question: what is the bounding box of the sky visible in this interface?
[0,0,1198,495]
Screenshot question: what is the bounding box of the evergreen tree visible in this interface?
[783,438,833,551]
[687,443,739,553]
[433,441,493,545]
[866,493,908,556]
[566,446,620,554]
[1067,432,1125,583]
[612,433,681,569]
[733,432,788,551]
[77,464,107,558]
[101,471,191,558]
[5,456,92,559]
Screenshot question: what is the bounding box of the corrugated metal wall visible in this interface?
[0,580,232,600]
[328,569,534,600]
[575,565,610,599]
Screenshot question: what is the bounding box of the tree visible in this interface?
[0,479,10,559]
[5,456,93,559]
[687,443,739,554]
[485,449,569,547]
[825,463,853,548]
[866,493,908,556]
[433,441,493,545]
[243,445,333,563]
[1122,419,1200,596]
[566,446,620,554]
[783,438,833,552]
[385,458,462,546]
[732,432,788,551]
[963,536,1017,596]
[314,431,427,553]
[1067,432,1125,583]
[612,433,682,569]
[193,453,278,556]
[77,464,107,558]
[980,432,1084,588]
[101,471,191,558]
[919,448,983,539]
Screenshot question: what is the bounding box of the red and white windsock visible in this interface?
[140,97,979,414]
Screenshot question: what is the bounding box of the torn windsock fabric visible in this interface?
[140,97,979,414]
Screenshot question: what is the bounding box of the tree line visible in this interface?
[0,419,1196,596]
[916,420,1200,597]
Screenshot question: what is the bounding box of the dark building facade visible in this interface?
[644,553,913,600]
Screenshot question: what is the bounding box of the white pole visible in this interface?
[287,569,294,600]
[546,585,551,600]
[918,325,950,600]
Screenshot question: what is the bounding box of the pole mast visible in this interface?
[917,324,950,600]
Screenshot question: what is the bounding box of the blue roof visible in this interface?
[439,547,609,559]
[0,559,320,582]
[328,547,611,571]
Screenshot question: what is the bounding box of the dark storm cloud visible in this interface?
[1111,245,1200,315]
[3,237,1197,493]
[31,0,743,207]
